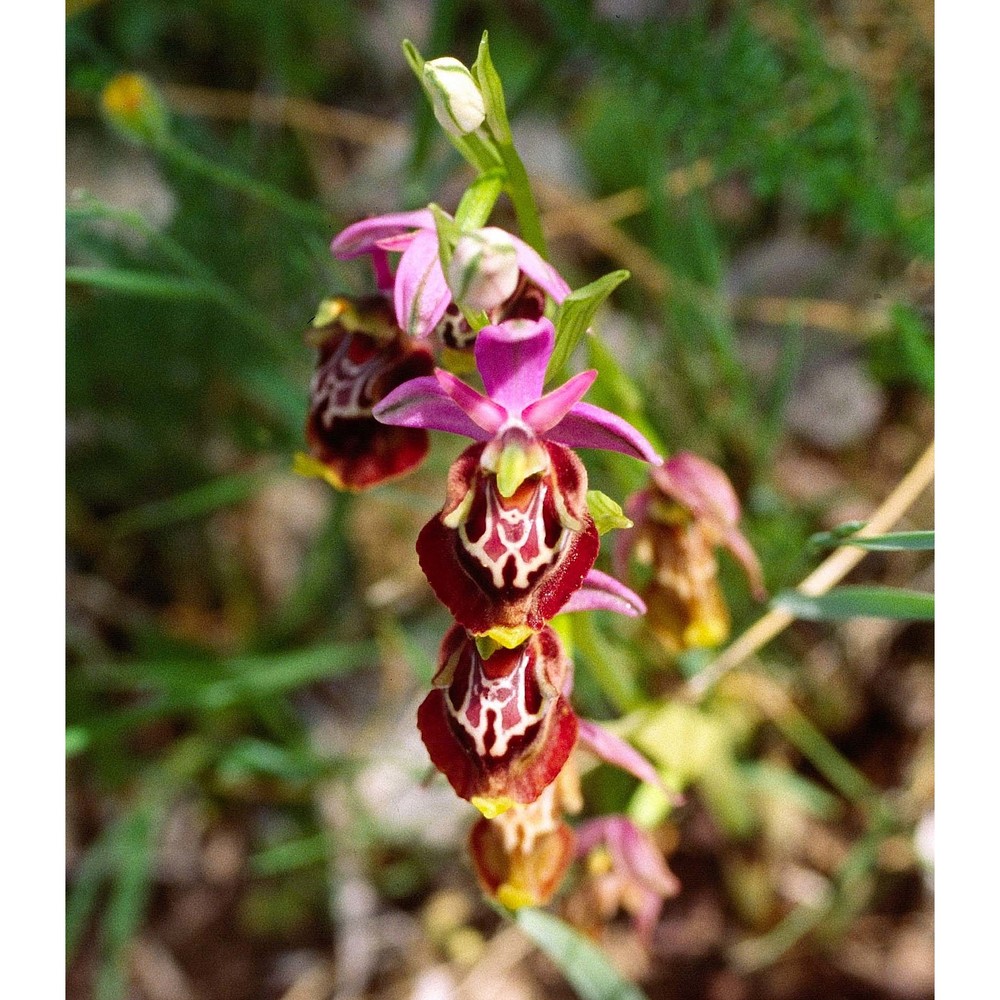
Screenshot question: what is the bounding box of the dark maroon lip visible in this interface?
[305,301,435,490]
[416,441,599,635]
[417,626,579,805]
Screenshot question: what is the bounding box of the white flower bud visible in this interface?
[423,57,487,137]
[447,228,520,313]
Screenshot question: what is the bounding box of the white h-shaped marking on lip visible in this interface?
[312,335,386,421]
[447,645,548,758]
[459,479,567,590]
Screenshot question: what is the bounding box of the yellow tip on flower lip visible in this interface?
[310,297,349,330]
[586,846,614,877]
[308,297,395,342]
[292,452,354,493]
[496,884,537,910]
[478,624,534,650]
[471,796,515,819]
[682,616,729,649]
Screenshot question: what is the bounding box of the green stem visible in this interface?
[497,140,547,257]
[68,200,286,351]
[158,139,330,228]
[774,705,878,807]
[572,614,643,713]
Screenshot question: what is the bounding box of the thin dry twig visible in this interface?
[731,295,892,339]
[540,159,715,237]
[687,440,935,699]
[66,83,408,147]
[162,84,409,146]
[536,177,889,338]
[535,178,679,297]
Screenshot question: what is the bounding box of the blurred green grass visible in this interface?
[66,2,933,998]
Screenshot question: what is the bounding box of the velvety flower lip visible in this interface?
[330,214,570,339]
[416,440,600,638]
[417,625,578,807]
[301,296,434,491]
[374,316,662,466]
[417,580,661,813]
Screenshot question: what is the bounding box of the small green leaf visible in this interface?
[547,270,631,381]
[472,31,512,145]
[455,169,506,229]
[773,586,934,621]
[401,38,425,78]
[512,908,649,1000]
[587,490,633,534]
[806,521,867,549]
[250,832,331,877]
[429,202,461,271]
[809,527,934,552]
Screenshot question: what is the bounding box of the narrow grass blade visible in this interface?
[513,907,649,1000]
[809,528,934,552]
[250,832,331,877]
[67,829,113,959]
[67,266,218,301]
[107,468,276,536]
[70,640,377,748]
[773,586,934,621]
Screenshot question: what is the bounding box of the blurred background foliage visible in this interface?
[66,1,933,998]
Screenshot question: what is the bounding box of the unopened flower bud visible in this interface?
[423,57,486,137]
[100,73,170,146]
[447,228,519,313]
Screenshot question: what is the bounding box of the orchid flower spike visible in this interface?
[331,213,569,340]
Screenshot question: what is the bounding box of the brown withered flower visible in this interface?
[467,760,583,910]
[618,452,766,653]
